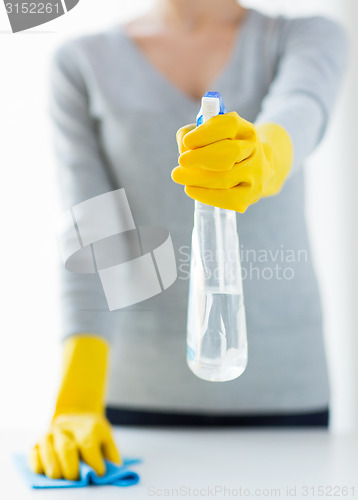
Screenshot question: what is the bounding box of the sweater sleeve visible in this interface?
[49,41,117,342]
[255,15,349,173]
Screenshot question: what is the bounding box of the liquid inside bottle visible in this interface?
[186,92,248,382]
[186,203,248,382]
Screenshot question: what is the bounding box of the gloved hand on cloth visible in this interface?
[29,335,120,481]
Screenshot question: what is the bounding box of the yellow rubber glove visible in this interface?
[172,112,293,212]
[29,335,121,480]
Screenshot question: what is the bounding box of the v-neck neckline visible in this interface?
[114,9,255,109]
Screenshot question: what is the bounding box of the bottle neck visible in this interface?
[195,200,237,217]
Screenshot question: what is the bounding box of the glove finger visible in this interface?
[28,444,44,475]
[79,442,106,476]
[53,429,79,481]
[185,185,255,213]
[38,433,62,479]
[176,123,196,154]
[179,139,251,171]
[172,163,252,190]
[102,432,121,465]
[183,112,255,150]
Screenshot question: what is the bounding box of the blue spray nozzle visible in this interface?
[196,91,227,126]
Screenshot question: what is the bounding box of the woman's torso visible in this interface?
[65,9,330,414]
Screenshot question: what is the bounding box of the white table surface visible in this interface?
[1,427,357,499]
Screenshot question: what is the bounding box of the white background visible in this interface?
[0,0,357,433]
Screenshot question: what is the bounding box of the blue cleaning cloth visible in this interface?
[13,454,141,489]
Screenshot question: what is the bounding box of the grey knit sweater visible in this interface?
[50,9,348,414]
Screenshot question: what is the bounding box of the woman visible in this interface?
[29,0,348,480]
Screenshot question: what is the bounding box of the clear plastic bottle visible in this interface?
[186,92,248,382]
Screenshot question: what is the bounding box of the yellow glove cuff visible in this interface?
[53,335,109,419]
[256,123,293,197]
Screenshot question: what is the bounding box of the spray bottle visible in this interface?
[186,92,248,382]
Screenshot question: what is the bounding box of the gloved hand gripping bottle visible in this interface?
[186,92,248,382]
